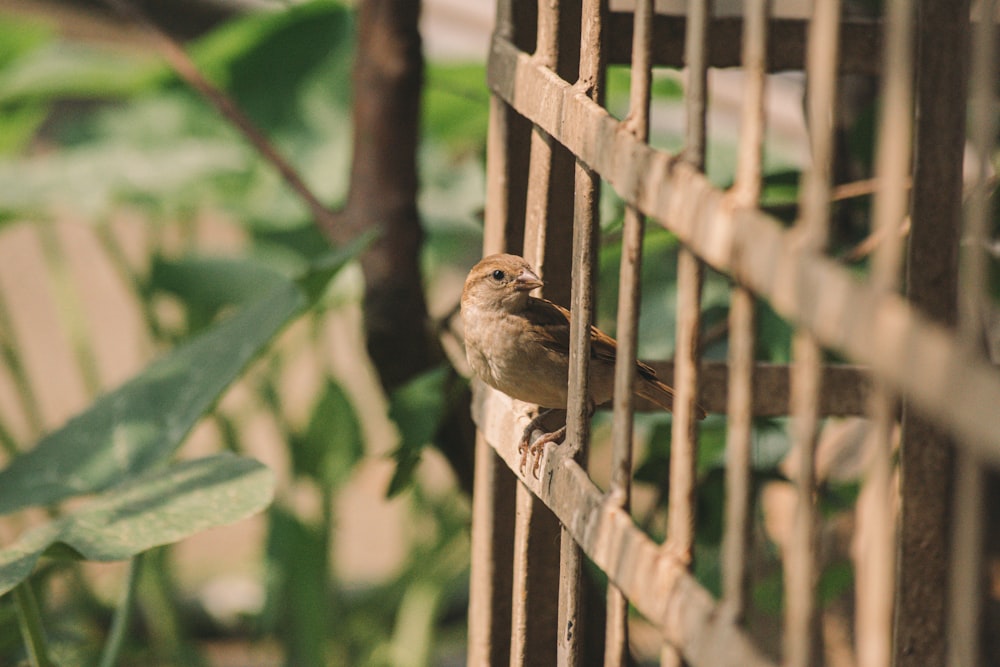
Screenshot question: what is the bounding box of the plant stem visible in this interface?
[13,582,56,667]
[97,555,143,667]
[138,548,208,667]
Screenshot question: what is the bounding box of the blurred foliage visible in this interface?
[0,0,480,664]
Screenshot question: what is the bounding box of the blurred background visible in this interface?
[0,0,912,665]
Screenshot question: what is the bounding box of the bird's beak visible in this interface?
[514,268,543,292]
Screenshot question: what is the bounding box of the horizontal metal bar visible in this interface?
[605,13,882,74]
[486,34,1000,467]
[471,382,777,667]
[640,361,869,417]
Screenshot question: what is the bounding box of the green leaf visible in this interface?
[0,102,46,156]
[0,42,164,106]
[149,254,288,329]
[0,454,274,596]
[0,240,365,516]
[385,366,457,497]
[0,279,303,515]
[0,17,53,69]
[189,0,355,132]
[291,379,363,488]
[422,63,489,152]
[264,506,330,667]
[0,137,249,220]
[818,559,854,605]
[295,230,377,302]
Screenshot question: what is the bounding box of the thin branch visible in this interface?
[100,0,339,231]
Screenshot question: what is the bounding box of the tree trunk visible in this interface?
[324,0,474,492]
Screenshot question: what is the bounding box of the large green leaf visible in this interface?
[0,281,300,516]
[0,239,368,515]
[0,454,274,596]
[149,254,288,331]
[189,0,354,133]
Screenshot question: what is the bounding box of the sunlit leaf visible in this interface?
[0,454,274,596]
[422,63,489,152]
[0,239,368,515]
[0,42,164,105]
[0,139,249,219]
[0,281,302,516]
[0,17,52,68]
[190,0,355,132]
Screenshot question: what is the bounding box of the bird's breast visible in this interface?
[463,305,571,408]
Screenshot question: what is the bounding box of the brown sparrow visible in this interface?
[461,253,705,475]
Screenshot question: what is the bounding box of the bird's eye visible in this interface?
[491,269,505,281]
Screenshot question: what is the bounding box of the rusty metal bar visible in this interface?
[508,2,569,664]
[721,0,769,624]
[946,3,996,665]
[557,1,606,665]
[662,3,709,666]
[467,432,516,666]
[467,0,531,664]
[893,1,969,665]
[522,2,578,292]
[784,1,840,665]
[485,34,1000,464]
[473,384,777,667]
[509,483,560,666]
[605,12,882,74]
[855,1,913,665]
[604,0,654,664]
[642,361,868,416]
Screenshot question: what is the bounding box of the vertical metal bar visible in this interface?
[523,0,578,298]
[510,485,560,667]
[721,0,769,624]
[662,1,709,666]
[510,2,573,665]
[468,432,517,667]
[895,0,969,664]
[559,1,605,665]
[468,1,531,664]
[784,2,840,666]
[947,2,995,664]
[605,0,654,664]
[481,0,532,258]
[855,1,913,666]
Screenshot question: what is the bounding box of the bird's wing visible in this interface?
[526,297,629,367]
[521,297,573,354]
[526,297,706,419]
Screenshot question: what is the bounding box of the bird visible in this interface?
[461,253,706,476]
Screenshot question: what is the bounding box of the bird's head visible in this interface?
[462,253,543,312]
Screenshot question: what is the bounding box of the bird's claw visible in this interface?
[517,425,566,478]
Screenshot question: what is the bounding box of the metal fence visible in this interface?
[466,0,997,666]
